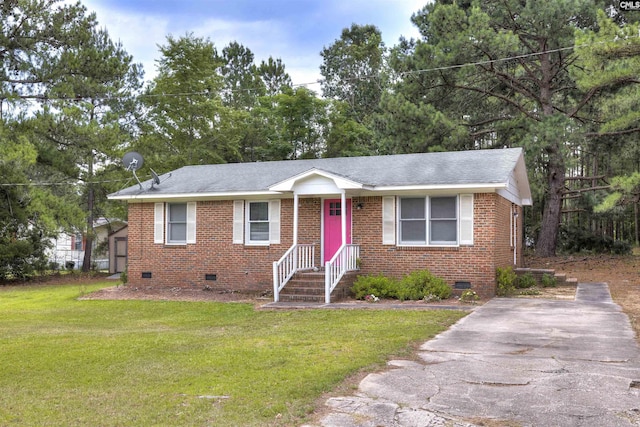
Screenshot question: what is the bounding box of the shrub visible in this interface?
[120,267,128,285]
[352,270,451,301]
[496,266,517,296]
[541,273,557,288]
[352,274,397,300]
[516,272,536,289]
[459,290,479,304]
[396,270,451,301]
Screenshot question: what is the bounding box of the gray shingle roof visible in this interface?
[109,147,526,199]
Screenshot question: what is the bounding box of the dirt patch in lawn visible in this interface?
[80,284,269,305]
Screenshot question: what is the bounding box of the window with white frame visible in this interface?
[430,197,457,244]
[154,202,196,245]
[233,200,281,245]
[399,198,427,243]
[248,201,269,242]
[398,196,458,245]
[167,203,187,243]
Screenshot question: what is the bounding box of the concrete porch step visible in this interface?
[278,270,358,303]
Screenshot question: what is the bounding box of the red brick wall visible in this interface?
[126,200,294,295]
[351,193,519,298]
[126,193,522,298]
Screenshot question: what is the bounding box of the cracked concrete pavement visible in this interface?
[306,283,640,426]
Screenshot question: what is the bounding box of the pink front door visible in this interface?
[323,199,352,263]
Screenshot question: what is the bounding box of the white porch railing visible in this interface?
[273,244,315,302]
[324,244,360,304]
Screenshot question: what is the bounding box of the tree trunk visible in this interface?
[633,200,640,246]
[82,151,94,272]
[536,142,565,257]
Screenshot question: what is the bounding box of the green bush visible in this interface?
[541,273,557,288]
[352,274,397,300]
[120,267,128,285]
[516,272,536,289]
[496,266,517,296]
[352,270,451,301]
[396,270,451,301]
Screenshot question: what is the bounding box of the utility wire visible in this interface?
[1,40,611,102]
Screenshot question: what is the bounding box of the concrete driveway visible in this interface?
[308,283,640,427]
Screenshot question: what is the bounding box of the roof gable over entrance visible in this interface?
[108,148,532,206]
[269,169,364,194]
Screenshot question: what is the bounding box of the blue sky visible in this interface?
[78,0,426,88]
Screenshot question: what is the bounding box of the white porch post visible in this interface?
[340,191,346,246]
[293,193,299,246]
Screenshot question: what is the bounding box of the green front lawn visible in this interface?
[0,283,466,426]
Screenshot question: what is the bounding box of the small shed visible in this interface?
[108,226,128,274]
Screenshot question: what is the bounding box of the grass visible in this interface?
[0,283,466,426]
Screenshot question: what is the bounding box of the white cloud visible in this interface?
[76,0,428,85]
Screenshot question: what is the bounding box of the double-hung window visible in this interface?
[399,198,427,243]
[248,202,270,243]
[167,203,187,243]
[233,200,281,245]
[398,196,459,246]
[153,202,196,245]
[430,197,457,244]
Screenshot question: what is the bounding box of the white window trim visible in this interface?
[395,195,469,247]
[164,202,196,245]
[234,200,281,246]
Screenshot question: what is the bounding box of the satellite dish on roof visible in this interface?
[150,168,161,188]
[122,151,144,171]
[122,151,144,189]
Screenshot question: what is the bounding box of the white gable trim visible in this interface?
[269,168,365,192]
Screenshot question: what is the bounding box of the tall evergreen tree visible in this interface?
[383,0,614,256]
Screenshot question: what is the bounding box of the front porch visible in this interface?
[272,242,360,303]
[270,169,363,303]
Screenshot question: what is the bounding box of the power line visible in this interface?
[0,177,136,187]
[0,40,601,102]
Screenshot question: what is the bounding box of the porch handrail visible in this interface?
[272,243,315,302]
[324,244,360,304]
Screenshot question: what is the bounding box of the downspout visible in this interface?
[513,205,519,266]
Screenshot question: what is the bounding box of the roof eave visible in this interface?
[371,183,508,192]
[107,190,283,202]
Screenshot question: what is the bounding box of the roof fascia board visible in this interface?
[371,183,507,192]
[108,190,283,202]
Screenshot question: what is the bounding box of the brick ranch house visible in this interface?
[108,147,531,301]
